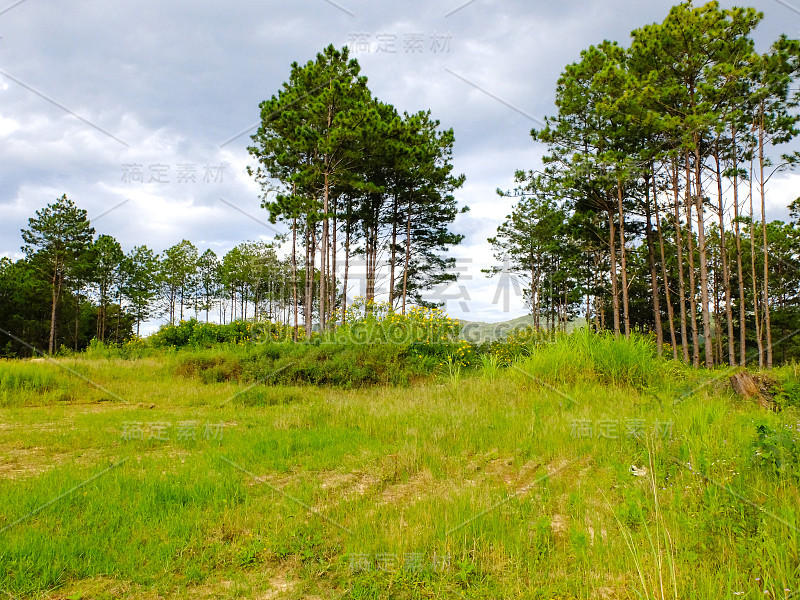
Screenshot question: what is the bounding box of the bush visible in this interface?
[245,342,425,388]
[233,386,318,407]
[81,336,152,360]
[174,338,431,388]
[771,369,800,409]
[332,299,460,341]
[149,319,298,349]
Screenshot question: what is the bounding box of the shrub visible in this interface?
[173,338,430,388]
[246,342,423,388]
[771,373,800,409]
[149,319,298,349]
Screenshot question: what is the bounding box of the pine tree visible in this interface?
[20,194,94,354]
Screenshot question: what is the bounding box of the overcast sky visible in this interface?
[1,0,799,324]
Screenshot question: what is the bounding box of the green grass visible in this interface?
[0,335,798,598]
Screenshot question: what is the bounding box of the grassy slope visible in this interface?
[0,347,798,599]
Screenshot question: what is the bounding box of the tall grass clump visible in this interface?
[0,360,61,392]
[516,329,666,388]
[0,359,76,405]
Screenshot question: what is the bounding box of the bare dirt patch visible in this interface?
[0,447,104,479]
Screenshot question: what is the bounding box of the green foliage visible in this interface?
[148,319,277,349]
[479,353,501,382]
[749,422,800,478]
[174,342,425,389]
[331,299,473,369]
[175,354,243,383]
[483,326,551,366]
[248,45,466,328]
[120,245,159,335]
[232,386,315,407]
[487,177,581,326]
[771,378,800,409]
[158,303,480,388]
[19,194,96,354]
[159,240,199,325]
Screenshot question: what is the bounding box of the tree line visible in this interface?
[488,0,800,368]
[0,194,307,357]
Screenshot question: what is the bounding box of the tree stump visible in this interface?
[729,372,778,411]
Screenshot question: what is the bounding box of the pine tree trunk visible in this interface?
[320,176,329,333]
[616,180,631,337]
[714,150,735,366]
[749,163,763,367]
[608,203,621,337]
[49,259,59,354]
[331,213,337,327]
[584,252,591,327]
[74,292,80,352]
[759,107,773,369]
[731,126,747,365]
[390,193,398,309]
[402,196,412,315]
[343,215,351,325]
[594,254,602,332]
[694,140,714,368]
[672,161,690,363]
[292,216,298,341]
[533,257,539,329]
[115,294,121,344]
[683,155,700,367]
[644,184,663,355]
[653,171,677,360]
[714,258,723,364]
[305,220,313,339]
[366,219,376,308]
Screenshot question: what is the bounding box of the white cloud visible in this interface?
[0,114,20,136]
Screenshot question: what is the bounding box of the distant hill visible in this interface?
[458,315,587,343]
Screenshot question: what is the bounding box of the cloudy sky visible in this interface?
[1,0,799,324]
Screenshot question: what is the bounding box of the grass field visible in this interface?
[0,336,799,599]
